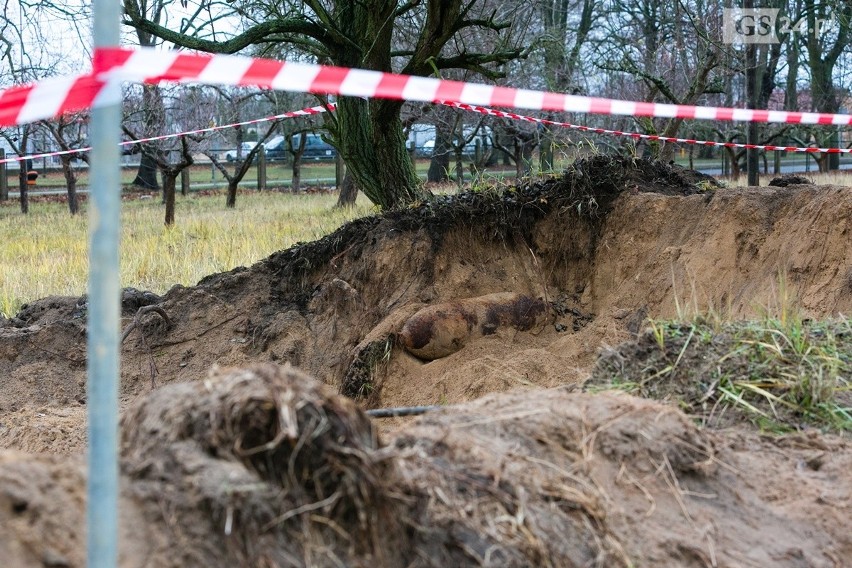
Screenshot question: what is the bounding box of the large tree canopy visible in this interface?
[123,0,526,209]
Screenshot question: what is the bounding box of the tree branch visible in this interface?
[123,2,331,55]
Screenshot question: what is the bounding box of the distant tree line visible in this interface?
[1,0,850,218]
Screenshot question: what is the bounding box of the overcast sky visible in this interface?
[1,0,227,87]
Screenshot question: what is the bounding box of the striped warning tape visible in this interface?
[4,96,847,168]
[2,47,852,128]
[443,102,852,154]
[0,104,332,165]
[0,75,105,128]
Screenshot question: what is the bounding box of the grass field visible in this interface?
[14,158,521,189]
[0,191,374,318]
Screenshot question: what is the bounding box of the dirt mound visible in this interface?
[395,387,850,567]
[120,364,405,567]
[0,365,848,566]
[769,174,814,187]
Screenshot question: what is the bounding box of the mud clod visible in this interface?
[768,174,813,187]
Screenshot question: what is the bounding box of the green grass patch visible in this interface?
[0,190,374,317]
[589,316,852,434]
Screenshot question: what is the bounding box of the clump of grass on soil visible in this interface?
[589,316,852,434]
[0,191,374,317]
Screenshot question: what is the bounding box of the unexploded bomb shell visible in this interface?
[399,292,549,360]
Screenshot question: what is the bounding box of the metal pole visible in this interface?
[745,0,760,187]
[181,167,190,196]
[257,149,267,190]
[366,405,442,418]
[0,149,7,201]
[88,0,121,566]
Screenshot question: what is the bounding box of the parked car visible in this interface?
[265,133,336,161]
[263,136,287,161]
[419,139,435,157]
[225,141,257,162]
[299,133,337,160]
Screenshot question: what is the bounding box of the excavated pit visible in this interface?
[0,157,850,566]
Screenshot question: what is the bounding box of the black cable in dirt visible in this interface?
[366,405,442,418]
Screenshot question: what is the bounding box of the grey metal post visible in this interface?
[181,167,190,196]
[0,149,7,201]
[335,152,343,192]
[257,149,267,190]
[745,0,759,186]
[88,0,122,566]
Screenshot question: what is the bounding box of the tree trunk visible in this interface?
[133,81,164,189]
[659,118,686,163]
[18,167,28,215]
[291,157,302,194]
[427,123,452,183]
[336,96,424,210]
[455,148,465,190]
[0,148,7,201]
[515,141,534,179]
[805,2,850,171]
[226,179,239,208]
[539,126,554,172]
[287,133,307,194]
[336,171,358,207]
[514,143,524,178]
[133,151,160,189]
[60,156,79,215]
[17,130,30,214]
[725,147,740,181]
[163,172,177,225]
[785,39,799,111]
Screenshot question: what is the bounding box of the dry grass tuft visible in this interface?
[591,316,852,433]
[0,191,373,317]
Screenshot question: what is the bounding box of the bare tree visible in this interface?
[123,0,527,209]
[596,0,728,161]
[201,86,303,207]
[0,2,42,213]
[802,0,852,170]
[122,84,206,225]
[492,118,538,178]
[536,0,596,170]
[124,0,207,189]
[42,113,90,214]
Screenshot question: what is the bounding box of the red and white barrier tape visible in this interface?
[5,96,848,167]
[443,102,852,154]
[0,74,105,128]
[0,104,332,165]
[3,47,852,128]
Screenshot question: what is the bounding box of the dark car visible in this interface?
[265,133,336,161]
[263,136,287,161]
